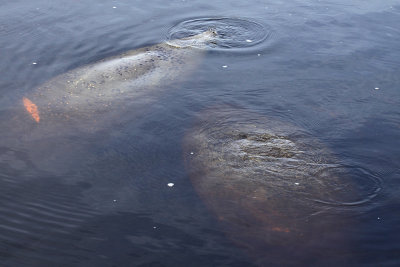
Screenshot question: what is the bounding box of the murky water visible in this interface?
[0,0,399,266]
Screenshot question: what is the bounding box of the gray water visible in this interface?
[0,0,399,266]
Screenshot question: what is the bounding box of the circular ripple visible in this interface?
[310,165,383,207]
[167,17,270,50]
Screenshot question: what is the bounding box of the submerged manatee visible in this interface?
[0,30,216,174]
[21,29,216,130]
[0,30,217,176]
[183,107,355,265]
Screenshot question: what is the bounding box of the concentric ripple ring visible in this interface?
[167,17,271,50]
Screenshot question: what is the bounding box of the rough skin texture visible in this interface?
[183,106,354,265]
[1,33,209,174]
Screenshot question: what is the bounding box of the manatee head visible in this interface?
[166,28,218,48]
[190,28,218,41]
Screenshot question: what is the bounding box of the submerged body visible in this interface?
[1,31,215,173]
[22,30,216,130]
[183,107,355,265]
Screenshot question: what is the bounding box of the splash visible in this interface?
[23,97,40,122]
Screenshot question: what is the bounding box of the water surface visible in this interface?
[0,0,399,266]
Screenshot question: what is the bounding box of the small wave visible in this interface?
[309,165,383,207]
[0,173,100,263]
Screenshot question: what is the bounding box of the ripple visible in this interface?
[167,17,271,50]
[0,173,100,263]
[310,165,383,207]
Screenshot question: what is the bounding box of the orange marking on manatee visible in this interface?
[23,97,40,122]
[271,227,290,233]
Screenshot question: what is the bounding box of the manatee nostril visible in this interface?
[238,133,248,139]
[208,27,218,36]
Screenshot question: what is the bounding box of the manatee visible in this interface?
[183,106,356,265]
[0,30,216,174]
[20,29,217,131]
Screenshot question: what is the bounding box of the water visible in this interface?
[0,0,399,266]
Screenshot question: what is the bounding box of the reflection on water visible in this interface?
[0,0,399,266]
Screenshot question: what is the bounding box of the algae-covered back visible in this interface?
[24,43,202,126]
[183,106,355,265]
[1,35,208,175]
[11,34,209,138]
[25,30,216,124]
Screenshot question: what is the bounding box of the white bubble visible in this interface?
[294,182,300,185]
[32,62,37,65]
[113,6,117,9]
[222,65,228,68]
[167,183,174,187]
[246,39,253,43]
[374,87,380,90]
[190,152,194,155]
[113,199,117,202]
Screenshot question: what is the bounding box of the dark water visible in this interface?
[0,0,399,266]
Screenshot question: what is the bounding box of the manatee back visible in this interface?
[183,107,355,265]
[0,40,205,174]
[19,40,205,136]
